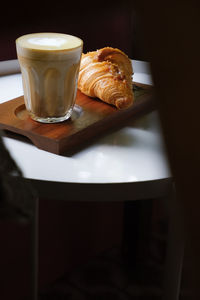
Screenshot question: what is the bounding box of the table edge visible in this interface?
[28,177,173,201]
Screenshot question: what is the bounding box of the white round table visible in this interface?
[0,59,171,200]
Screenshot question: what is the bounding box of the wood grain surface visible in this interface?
[0,83,155,155]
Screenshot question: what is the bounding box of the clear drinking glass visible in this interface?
[16,32,83,123]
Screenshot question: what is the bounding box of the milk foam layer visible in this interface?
[28,37,67,47]
[17,33,82,50]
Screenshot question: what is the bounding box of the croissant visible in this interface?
[78,47,134,109]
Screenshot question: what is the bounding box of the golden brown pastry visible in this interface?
[78,47,134,109]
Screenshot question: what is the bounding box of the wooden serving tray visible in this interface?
[0,83,155,155]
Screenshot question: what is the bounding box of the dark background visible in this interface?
[0,1,146,61]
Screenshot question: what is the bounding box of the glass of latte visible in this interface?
[16,33,83,123]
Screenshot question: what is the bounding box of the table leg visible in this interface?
[122,199,153,267]
[162,188,185,300]
[31,196,39,300]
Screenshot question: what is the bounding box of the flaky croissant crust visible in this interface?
[78,47,134,109]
